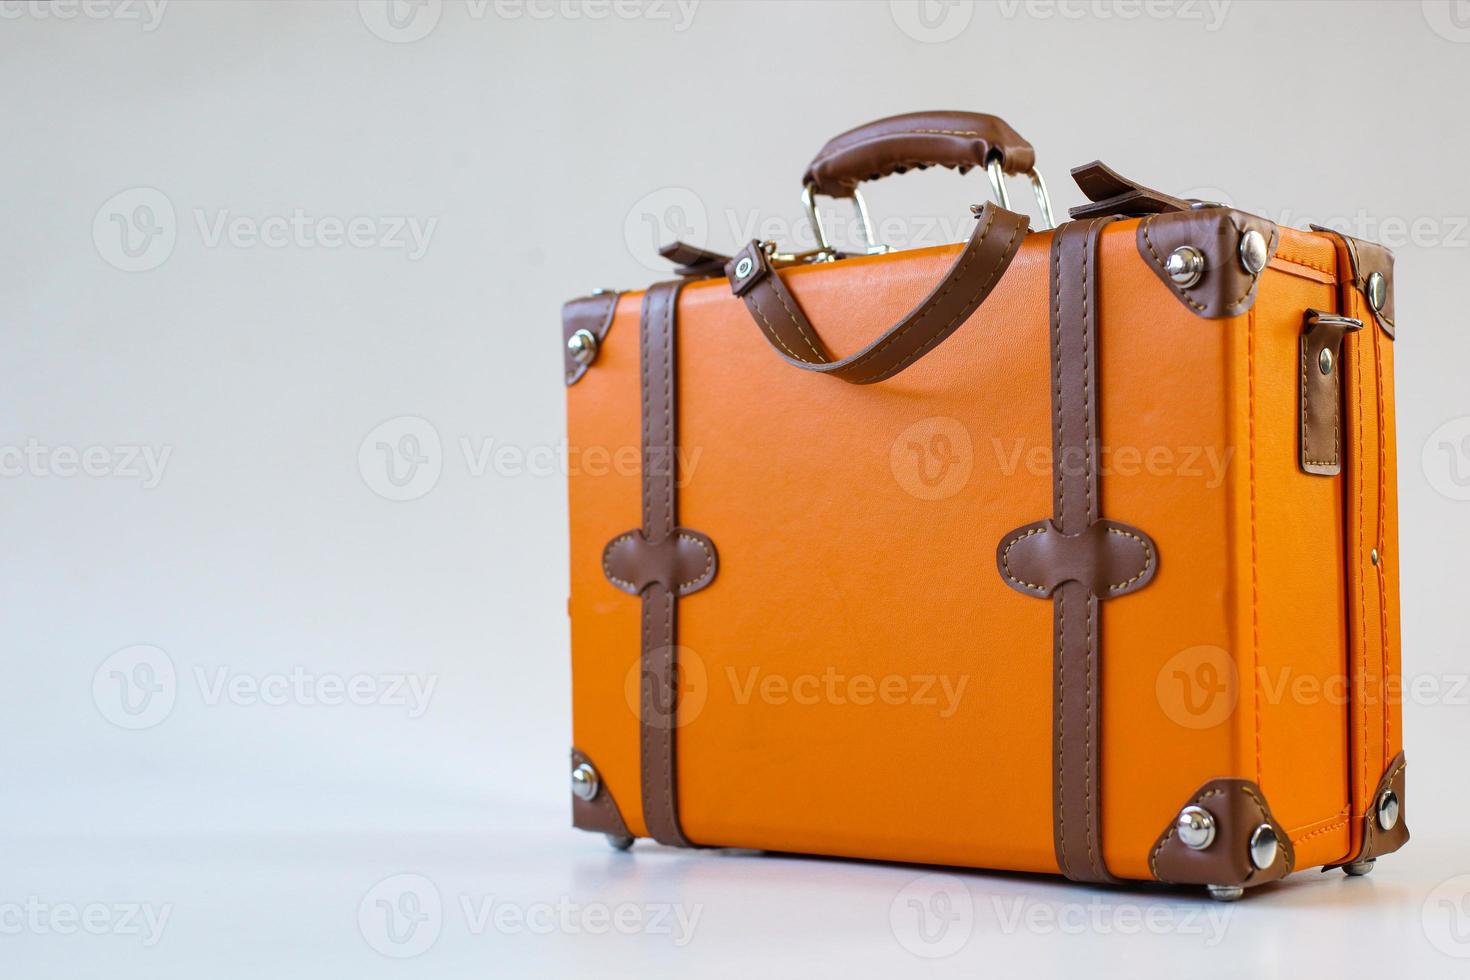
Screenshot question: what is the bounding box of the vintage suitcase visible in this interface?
[562,111,1406,899]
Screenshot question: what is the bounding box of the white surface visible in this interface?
[3,0,1470,975]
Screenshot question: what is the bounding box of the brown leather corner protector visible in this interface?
[603,528,718,597]
[1331,752,1409,868]
[1150,779,1294,888]
[563,291,620,386]
[570,748,632,840]
[1310,224,1396,338]
[1137,209,1278,318]
[1068,160,1191,220]
[1300,309,1364,476]
[996,518,1156,599]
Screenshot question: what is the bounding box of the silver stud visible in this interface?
[1366,272,1387,313]
[1343,858,1376,877]
[1377,789,1400,831]
[1370,548,1380,566]
[1177,805,1216,850]
[571,762,599,801]
[567,328,599,367]
[1165,246,1206,288]
[733,255,755,280]
[1249,823,1280,870]
[1319,348,1333,375]
[1239,229,1269,275]
[1207,884,1244,902]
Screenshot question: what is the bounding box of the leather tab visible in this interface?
[603,528,718,597]
[1311,225,1396,338]
[996,518,1157,599]
[659,241,733,279]
[571,747,633,840]
[726,241,773,298]
[1150,779,1294,888]
[1300,309,1363,476]
[1068,160,1191,220]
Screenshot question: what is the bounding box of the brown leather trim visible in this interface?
[1137,209,1278,319]
[563,291,620,386]
[1310,225,1396,338]
[1067,160,1191,220]
[803,111,1035,198]
[603,528,717,597]
[571,748,632,840]
[996,518,1157,599]
[600,281,716,848]
[724,203,1029,385]
[1330,751,1409,867]
[1300,309,1364,476]
[1150,779,1294,887]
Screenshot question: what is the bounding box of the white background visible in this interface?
[3,0,1469,976]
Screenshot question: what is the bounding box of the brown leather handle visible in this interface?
[802,111,1036,199]
[724,203,1030,385]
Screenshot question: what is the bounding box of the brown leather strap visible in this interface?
[1050,217,1118,884]
[725,203,1029,385]
[1067,160,1191,220]
[600,280,718,847]
[803,111,1036,198]
[994,216,1159,884]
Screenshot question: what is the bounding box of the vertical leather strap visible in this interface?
[600,281,719,848]
[638,280,691,847]
[1050,217,1119,884]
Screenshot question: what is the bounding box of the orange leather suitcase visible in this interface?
[562,111,1406,900]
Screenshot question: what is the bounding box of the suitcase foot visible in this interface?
[1342,858,1376,877]
[1206,885,1245,902]
[606,834,635,851]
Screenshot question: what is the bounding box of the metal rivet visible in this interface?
[1249,823,1280,870]
[1318,348,1333,375]
[567,328,599,367]
[1207,884,1244,902]
[1165,245,1206,288]
[1370,548,1380,566]
[733,255,754,280]
[571,762,599,802]
[1377,789,1400,831]
[1366,271,1387,313]
[1239,229,1268,275]
[1342,858,1376,877]
[1177,805,1216,850]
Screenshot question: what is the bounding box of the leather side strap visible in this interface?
[725,203,1028,385]
[601,281,717,847]
[995,216,1160,884]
